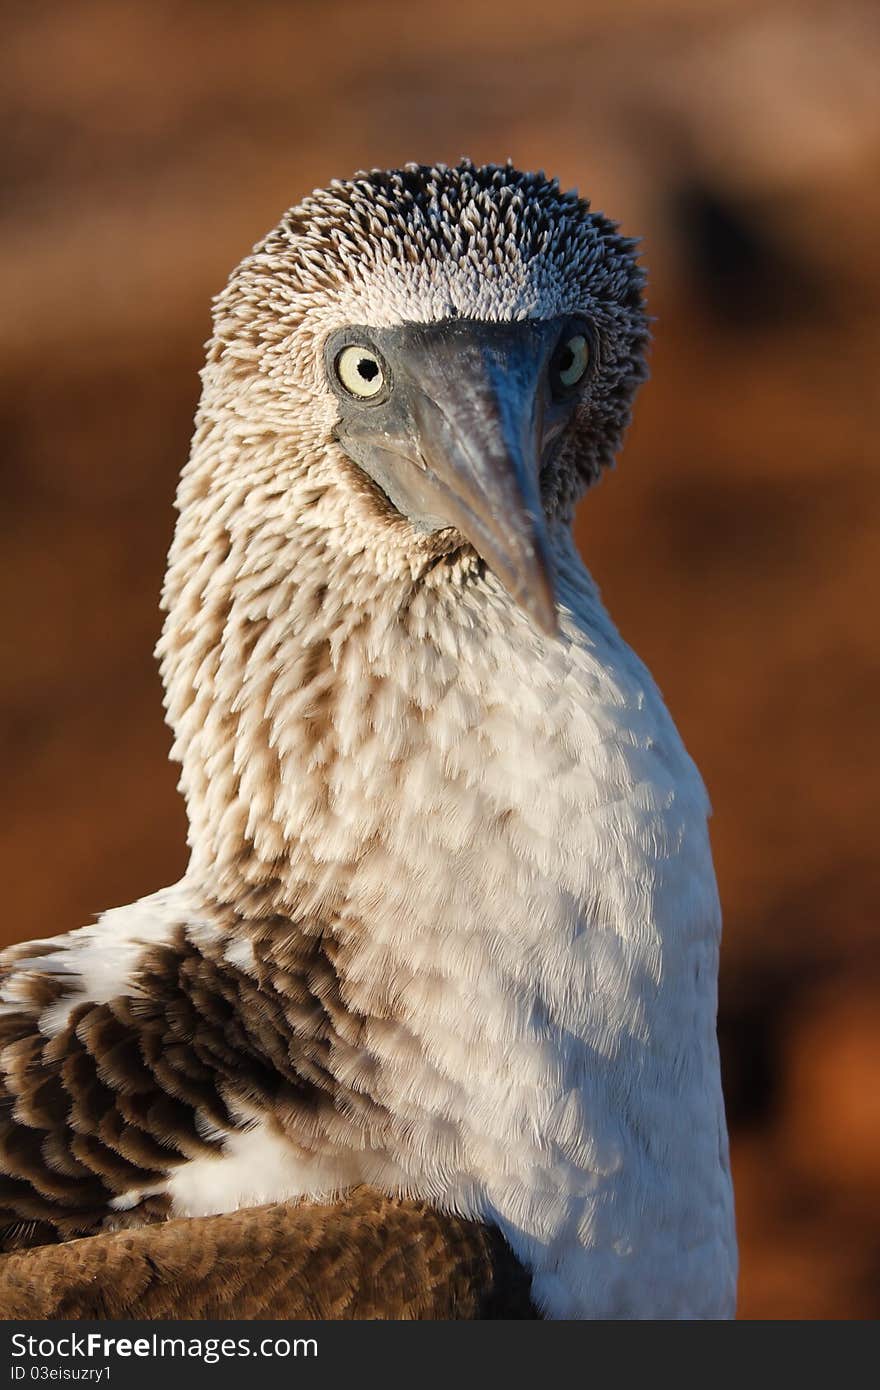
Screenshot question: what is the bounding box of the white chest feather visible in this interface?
[342,565,735,1317]
[11,538,736,1317]
[171,541,736,1316]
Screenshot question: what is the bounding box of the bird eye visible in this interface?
[334,344,386,399]
[550,330,591,397]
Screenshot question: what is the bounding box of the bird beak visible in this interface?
[333,321,562,637]
[406,331,557,636]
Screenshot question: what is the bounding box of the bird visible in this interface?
[0,159,737,1319]
[0,1188,536,1319]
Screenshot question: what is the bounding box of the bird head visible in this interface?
[199,161,648,638]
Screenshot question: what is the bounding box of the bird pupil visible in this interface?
[558,346,574,374]
[358,358,379,381]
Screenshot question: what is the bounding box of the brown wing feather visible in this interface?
[0,919,398,1246]
[0,1187,538,1319]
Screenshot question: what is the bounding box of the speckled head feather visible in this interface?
[216,159,648,506]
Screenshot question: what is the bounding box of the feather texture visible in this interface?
[0,162,736,1318]
[0,1188,536,1319]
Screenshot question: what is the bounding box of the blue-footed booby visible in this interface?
[0,160,736,1319]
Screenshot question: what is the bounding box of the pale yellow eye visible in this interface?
[555,334,590,389]
[335,344,385,398]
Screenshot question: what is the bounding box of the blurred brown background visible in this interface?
[1,0,878,1318]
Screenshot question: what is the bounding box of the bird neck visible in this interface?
[159,422,582,926]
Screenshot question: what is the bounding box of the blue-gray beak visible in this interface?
[329,318,577,637]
